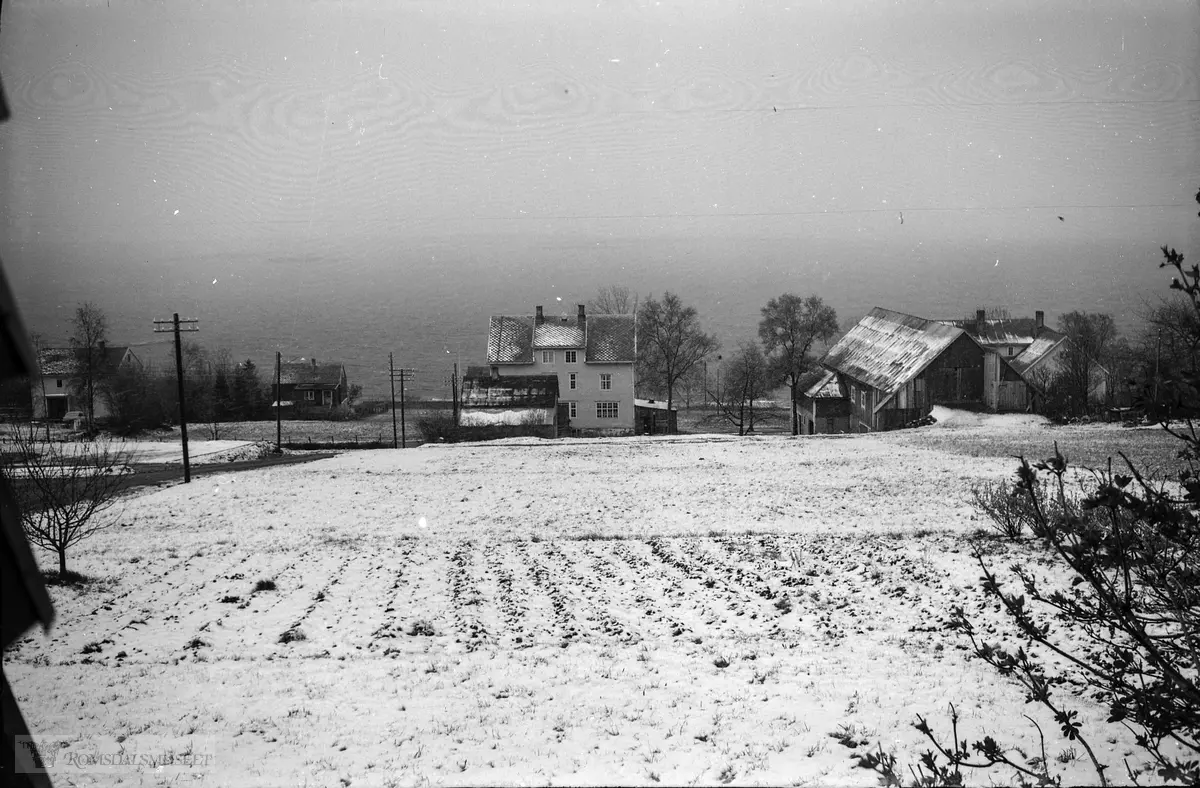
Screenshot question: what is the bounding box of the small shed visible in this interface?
[634,398,677,435]
[796,370,852,434]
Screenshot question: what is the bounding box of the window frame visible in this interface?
[596,401,619,419]
[599,373,612,391]
[567,401,577,418]
[565,350,577,363]
[305,390,315,401]
[569,372,577,390]
[541,350,554,364]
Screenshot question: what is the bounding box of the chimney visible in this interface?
[535,305,544,326]
[975,309,986,334]
[1035,310,1044,330]
[577,303,586,329]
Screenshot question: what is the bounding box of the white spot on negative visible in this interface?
[418,516,428,529]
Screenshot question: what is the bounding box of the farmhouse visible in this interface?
[939,310,1108,412]
[485,304,636,434]
[272,358,349,412]
[31,343,142,422]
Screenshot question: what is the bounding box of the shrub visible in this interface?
[253,579,276,593]
[278,627,307,644]
[407,619,436,637]
[417,412,461,443]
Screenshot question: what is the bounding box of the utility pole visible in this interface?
[452,362,459,426]
[153,314,199,483]
[387,359,416,448]
[276,351,282,454]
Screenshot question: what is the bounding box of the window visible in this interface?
[569,373,577,390]
[567,401,577,418]
[565,350,577,363]
[56,379,63,388]
[305,391,315,401]
[596,402,619,419]
[323,390,333,406]
[1007,346,1014,356]
[859,389,866,409]
[541,350,554,364]
[599,373,612,390]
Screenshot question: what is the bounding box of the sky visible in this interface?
[1,0,1197,397]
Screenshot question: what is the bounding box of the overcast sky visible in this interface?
[1,0,1197,393]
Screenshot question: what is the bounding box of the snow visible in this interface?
[48,439,267,465]
[5,426,1169,786]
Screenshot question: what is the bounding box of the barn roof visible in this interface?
[939,317,1042,345]
[461,373,559,408]
[278,360,344,388]
[822,308,965,394]
[487,313,635,364]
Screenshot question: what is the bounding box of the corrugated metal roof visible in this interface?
[822,308,964,394]
[278,361,344,387]
[585,315,636,363]
[487,313,635,364]
[799,369,846,399]
[939,317,1042,345]
[461,373,559,407]
[1007,331,1066,378]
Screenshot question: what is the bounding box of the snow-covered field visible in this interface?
[4,420,1171,786]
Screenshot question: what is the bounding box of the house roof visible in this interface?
[585,315,636,363]
[36,346,137,376]
[487,313,636,364]
[938,316,1047,345]
[799,369,847,399]
[634,398,675,411]
[461,373,559,408]
[1007,330,1067,378]
[821,308,965,394]
[277,360,344,388]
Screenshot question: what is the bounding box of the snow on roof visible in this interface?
[938,316,1042,345]
[488,313,635,364]
[634,398,674,411]
[821,308,964,394]
[36,346,136,376]
[799,369,846,399]
[1007,332,1066,378]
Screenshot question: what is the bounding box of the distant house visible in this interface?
[940,310,1107,411]
[31,343,142,422]
[796,369,852,434]
[485,304,637,434]
[817,307,993,432]
[272,358,348,411]
[460,371,560,438]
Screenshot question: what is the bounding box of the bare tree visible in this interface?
[758,293,839,435]
[69,302,109,433]
[638,292,720,414]
[1,425,137,577]
[707,342,777,435]
[588,285,638,315]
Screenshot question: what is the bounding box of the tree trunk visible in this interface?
[58,547,67,576]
